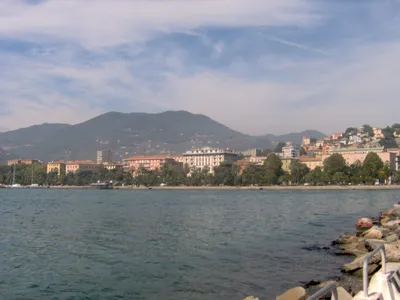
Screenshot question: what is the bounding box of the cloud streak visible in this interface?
[0,0,399,135]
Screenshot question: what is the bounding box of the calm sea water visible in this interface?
[1,189,400,299]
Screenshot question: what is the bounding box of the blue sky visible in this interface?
[0,0,399,134]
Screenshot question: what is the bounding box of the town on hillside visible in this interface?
[2,124,400,186]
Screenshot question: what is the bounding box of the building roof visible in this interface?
[66,160,98,165]
[331,147,384,152]
[297,156,322,162]
[124,155,171,161]
[49,160,66,163]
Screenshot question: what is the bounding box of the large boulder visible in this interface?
[382,220,400,229]
[384,241,400,261]
[276,287,306,300]
[339,238,368,256]
[385,234,399,243]
[243,297,259,300]
[356,218,373,229]
[361,226,383,239]
[365,239,386,251]
[332,233,358,245]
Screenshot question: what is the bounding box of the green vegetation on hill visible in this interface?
[0,111,277,161]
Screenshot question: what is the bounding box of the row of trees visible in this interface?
[1,152,399,187]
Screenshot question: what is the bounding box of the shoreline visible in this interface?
[45,185,400,190]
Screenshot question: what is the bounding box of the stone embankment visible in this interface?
[243,203,400,300]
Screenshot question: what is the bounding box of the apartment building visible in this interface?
[243,148,262,157]
[97,149,113,164]
[322,147,397,171]
[183,147,239,173]
[8,159,41,166]
[66,161,99,173]
[47,160,66,175]
[124,155,178,175]
[281,142,300,159]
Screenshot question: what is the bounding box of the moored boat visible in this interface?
[89,181,114,189]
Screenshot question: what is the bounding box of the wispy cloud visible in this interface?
[0,0,399,135]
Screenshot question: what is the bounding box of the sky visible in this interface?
[0,0,400,135]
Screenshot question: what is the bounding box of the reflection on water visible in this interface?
[0,189,399,299]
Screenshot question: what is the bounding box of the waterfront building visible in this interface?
[281,142,300,159]
[8,159,41,166]
[47,160,66,175]
[124,155,179,175]
[97,149,113,164]
[183,147,239,173]
[66,161,99,173]
[243,148,262,157]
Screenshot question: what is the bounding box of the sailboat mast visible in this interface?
[31,164,34,185]
[12,163,16,185]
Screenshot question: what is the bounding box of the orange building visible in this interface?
[297,156,323,170]
[124,155,179,175]
[66,161,99,173]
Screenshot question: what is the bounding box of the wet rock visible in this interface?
[243,297,259,300]
[356,218,373,229]
[361,226,383,240]
[332,233,357,245]
[302,279,321,288]
[365,239,386,251]
[276,287,306,300]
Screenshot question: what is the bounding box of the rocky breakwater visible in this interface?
[242,203,400,300]
[336,204,400,277]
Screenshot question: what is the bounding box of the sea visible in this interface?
[1,189,399,299]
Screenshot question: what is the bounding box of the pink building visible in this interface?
[124,155,180,175]
[331,133,343,140]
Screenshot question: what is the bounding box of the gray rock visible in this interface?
[353,263,380,278]
[385,234,399,243]
[342,252,381,273]
[276,287,306,300]
[339,238,368,256]
[382,220,400,229]
[365,239,386,251]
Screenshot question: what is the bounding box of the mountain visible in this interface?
[0,111,275,162]
[0,123,70,148]
[265,130,326,145]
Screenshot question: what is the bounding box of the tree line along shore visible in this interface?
[1,151,399,187]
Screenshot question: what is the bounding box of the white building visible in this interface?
[97,149,113,164]
[281,142,300,159]
[183,147,240,173]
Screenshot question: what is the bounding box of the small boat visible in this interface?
[27,184,42,189]
[89,181,114,189]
